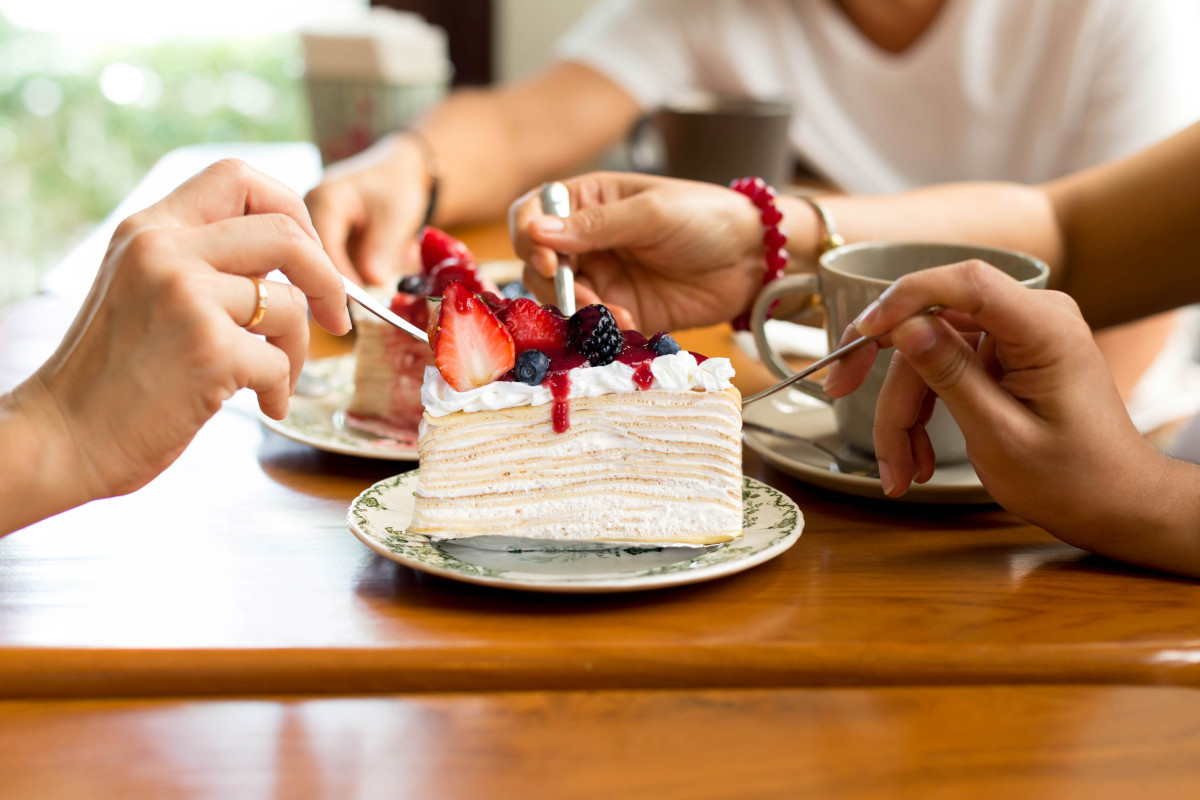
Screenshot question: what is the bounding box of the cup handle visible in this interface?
[749,273,833,404]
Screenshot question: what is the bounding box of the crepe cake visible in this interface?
[345,228,499,444]
[409,280,743,545]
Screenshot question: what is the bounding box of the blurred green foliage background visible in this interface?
[0,11,311,305]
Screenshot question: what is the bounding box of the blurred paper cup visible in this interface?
[301,9,452,165]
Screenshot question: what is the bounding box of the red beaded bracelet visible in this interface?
[729,177,788,331]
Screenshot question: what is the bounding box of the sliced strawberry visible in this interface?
[433,281,515,391]
[420,227,475,274]
[499,298,569,355]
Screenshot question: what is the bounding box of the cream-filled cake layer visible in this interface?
[409,386,743,544]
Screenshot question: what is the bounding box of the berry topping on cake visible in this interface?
[621,330,648,348]
[397,274,428,296]
[389,292,430,328]
[648,332,681,356]
[432,281,515,391]
[500,298,569,355]
[419,226,475,273]
[430,262,488,296]
[568,304,622,366]
[514,349,551,386]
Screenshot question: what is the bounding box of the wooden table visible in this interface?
[4,221,1200,699]
[4,686,1200,798]
[4,151,1200,793]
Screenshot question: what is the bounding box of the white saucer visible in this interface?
[347,471,804,593]
[259,355,418,461]
[743,390,991,504]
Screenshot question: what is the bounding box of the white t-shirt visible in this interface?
[557,0,1200,193]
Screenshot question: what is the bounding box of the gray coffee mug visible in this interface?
[750,242,1050,464]
[629,94,792,188]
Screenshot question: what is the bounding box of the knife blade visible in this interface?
[343,277,429,345]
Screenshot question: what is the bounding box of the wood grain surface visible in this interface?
[4,686,1200,799]
[3,222,1199,701]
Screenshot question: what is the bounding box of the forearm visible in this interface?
[777,182,1064,275]
[419,63,639,227]
[1047,123,1200,328]
[1054,452,1200,579]
[0,380,95,535]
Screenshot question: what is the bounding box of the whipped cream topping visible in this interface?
[421,351,735,417]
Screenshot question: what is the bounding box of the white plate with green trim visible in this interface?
[260,355,418,460]
[347,471,804,593]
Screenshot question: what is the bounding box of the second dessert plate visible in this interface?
[347,471,804,593]
[743,389,991,504]
[259,354,418,460]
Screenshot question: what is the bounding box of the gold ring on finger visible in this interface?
[246,276,269,328]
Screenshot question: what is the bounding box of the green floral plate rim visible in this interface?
[347,471,804,593]
[259,355,418,461]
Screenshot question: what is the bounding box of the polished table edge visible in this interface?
[4,686,1200,798]
[3,645,1200,700]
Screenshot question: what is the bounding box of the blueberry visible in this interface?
[514,349,551,385]
[649,332,681,356]
[397,274,428,295]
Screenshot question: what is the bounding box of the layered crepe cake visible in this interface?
[408,279,743,545]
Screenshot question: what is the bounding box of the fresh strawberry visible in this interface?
[433,281,515,391]
[420,226,475,274]
[429,261,488,296]
[499,298,569,355]
[480,291,512,313]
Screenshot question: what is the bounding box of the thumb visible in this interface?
[530,195,653,254]
[890,314,1019,435]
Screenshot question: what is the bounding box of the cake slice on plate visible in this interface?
[409,281,743,545]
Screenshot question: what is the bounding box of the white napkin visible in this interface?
[733,320,829,362]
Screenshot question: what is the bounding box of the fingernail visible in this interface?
[894,316,939,355]
[535,217,565,233]
[878,460,895,495]
[822,364,841,394]
[853,300,881,331]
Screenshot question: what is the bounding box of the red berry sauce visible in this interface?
[632,361,654,391]
[547,370,571,433]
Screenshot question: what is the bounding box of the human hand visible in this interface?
[304,133,432,286]
[509,171,765,332]
[15,158,350,506]
[821,260,1163,540]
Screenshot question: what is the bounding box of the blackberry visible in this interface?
[648,332,681,356]
[397,274,429,296]
[514,349,551,385]
[568,304,622,366]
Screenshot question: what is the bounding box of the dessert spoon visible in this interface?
[343,276,430,345]
[742,306,945,406]
[540,182,576,316]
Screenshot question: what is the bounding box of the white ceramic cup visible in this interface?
[750,242,1050,464]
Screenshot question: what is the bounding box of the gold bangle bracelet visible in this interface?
[797,195,845,256]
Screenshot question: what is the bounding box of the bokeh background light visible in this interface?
[0,0,364,305]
